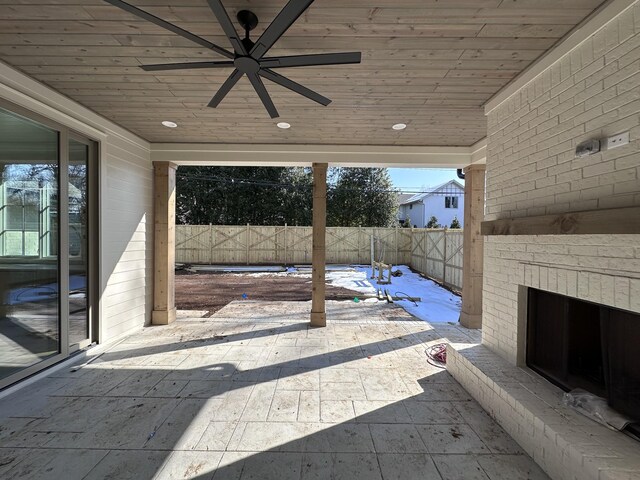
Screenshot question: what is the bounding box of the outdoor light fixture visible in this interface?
[161,121,178,128]
[392,123,407,130]
[277,122,291,129]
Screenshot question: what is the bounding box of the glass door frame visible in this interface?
[0,98,99,389]
[68,133,98,352]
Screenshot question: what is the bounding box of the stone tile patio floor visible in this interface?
[0,301,549,479]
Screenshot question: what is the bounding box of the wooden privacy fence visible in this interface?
[176,225,463,290]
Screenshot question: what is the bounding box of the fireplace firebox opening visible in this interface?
[526,288,640,434]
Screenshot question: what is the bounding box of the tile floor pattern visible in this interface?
[0,301,549,479]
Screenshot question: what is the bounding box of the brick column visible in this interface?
[460,164,486,329]
[311,163,328,327]
[152,162,177,325]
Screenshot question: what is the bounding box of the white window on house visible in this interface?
[409,204,412,210]
[445,196,459,209]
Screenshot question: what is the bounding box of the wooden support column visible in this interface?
[311,162,328,327]
[152,161,177,325]
[460,164,486,329]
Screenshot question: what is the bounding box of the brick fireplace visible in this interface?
[449,234,640,480]
[449,2,640,479]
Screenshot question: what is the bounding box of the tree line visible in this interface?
[176,166,399,228]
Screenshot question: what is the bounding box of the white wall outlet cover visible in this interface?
[605,132,630,150]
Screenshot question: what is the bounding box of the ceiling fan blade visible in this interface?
[141,61,234,71]
[260,52,361,69]
[206,0,247,55]
[103,0,234,59]
[247,73,279,118]
[208,69,244,108]
[260,68,331,107]
[250,0,314,59]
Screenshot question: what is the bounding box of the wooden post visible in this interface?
[442,228,448,287]
[209,224,213,265]
[410,226,414,268]
[311,163,328,327]
[395,226,399,265]
[460,164,486,329]
[246,223,250,265]
[370,234,375,278]
[423,229,427,274]
[152,162,177,325]
[284,223,288,266]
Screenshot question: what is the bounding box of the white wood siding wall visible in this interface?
[0,60,153,345]
[406,202,425,228]
[101,137,153,342]
[423,194,464,228]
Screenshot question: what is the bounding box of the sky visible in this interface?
[387,168,463,194]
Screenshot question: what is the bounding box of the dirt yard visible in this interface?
[175,271,362,315]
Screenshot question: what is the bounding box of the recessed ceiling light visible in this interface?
[277,122,291,129]
[161,121,178,128]
[392,123,407,131]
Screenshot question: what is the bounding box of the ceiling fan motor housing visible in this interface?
[234,56,260,74]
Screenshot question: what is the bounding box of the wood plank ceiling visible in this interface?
[0,0,606,146]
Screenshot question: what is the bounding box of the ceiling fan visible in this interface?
[104,0,362,118]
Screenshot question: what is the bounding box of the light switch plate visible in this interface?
[605,132,630,150]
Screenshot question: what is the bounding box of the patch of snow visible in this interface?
[325,269,377,295]
[245,266,303,277]
[330,265,461,323]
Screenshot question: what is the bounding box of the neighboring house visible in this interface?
[396,193,413,213]
[397,180,464,228]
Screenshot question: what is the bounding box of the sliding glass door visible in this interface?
[0,107,60,381]
[0,103,97,387]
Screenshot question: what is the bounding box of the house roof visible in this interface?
[400,179,464,205]
[397,193,414,205]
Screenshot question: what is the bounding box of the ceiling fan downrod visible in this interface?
[236,10,258,52]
